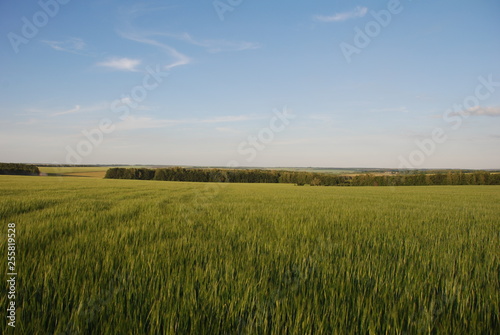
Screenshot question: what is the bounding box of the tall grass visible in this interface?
[1,175,499,334]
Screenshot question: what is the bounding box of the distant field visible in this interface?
[38,166,125,178]
[1,175,499,334]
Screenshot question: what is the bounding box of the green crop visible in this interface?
[1,175,499,334]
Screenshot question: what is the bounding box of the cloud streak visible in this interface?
[369,107,410,113]
[314,6,368,22]
[449,106,500,117]
[201,115,258,123]
[22,102,109,118]
[118,31,191,70]
[97,57,142,72]
[42,38,87,54]
[152,32,261,53]
[114,114,262,131]
[51,105,81,117]
[215,127,240,134]
[115,116,180,131]
[116,5,259,71]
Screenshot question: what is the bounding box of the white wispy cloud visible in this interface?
[314,6,368,22]
[114,114,261,131]
[115,5,191,70]
[115,116,180,131]
[369,107,410,113]
[97,57,142,72]
[42,38,87,54]
[16,118,39,126]
[458,106,500,117]
[22,108,50,115]
[309,115,335,122]
[273,138,326,146]
[116,5,259,71]
[23,102,108,118]
[443,106,500,118]
[118,31,191,70]
[215,127,240,134]
[51,105,81,117]
[152,32,261,53]
[201,115,259,123]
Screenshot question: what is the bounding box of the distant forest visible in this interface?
[0,163,40,176]
[105,167,500,186]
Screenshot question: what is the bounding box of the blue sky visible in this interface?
[1,0,499,168]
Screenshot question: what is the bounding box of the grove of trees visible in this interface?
[0,163,40,176]
[105,167,500,186]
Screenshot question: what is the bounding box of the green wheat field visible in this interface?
[1,175,499,334]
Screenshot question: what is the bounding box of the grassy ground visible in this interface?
[1,175,499,334]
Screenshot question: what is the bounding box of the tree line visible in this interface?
[0,163,40,176]
[105,167,500,186]
[105,167,349,185]
[350,171,500,186]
